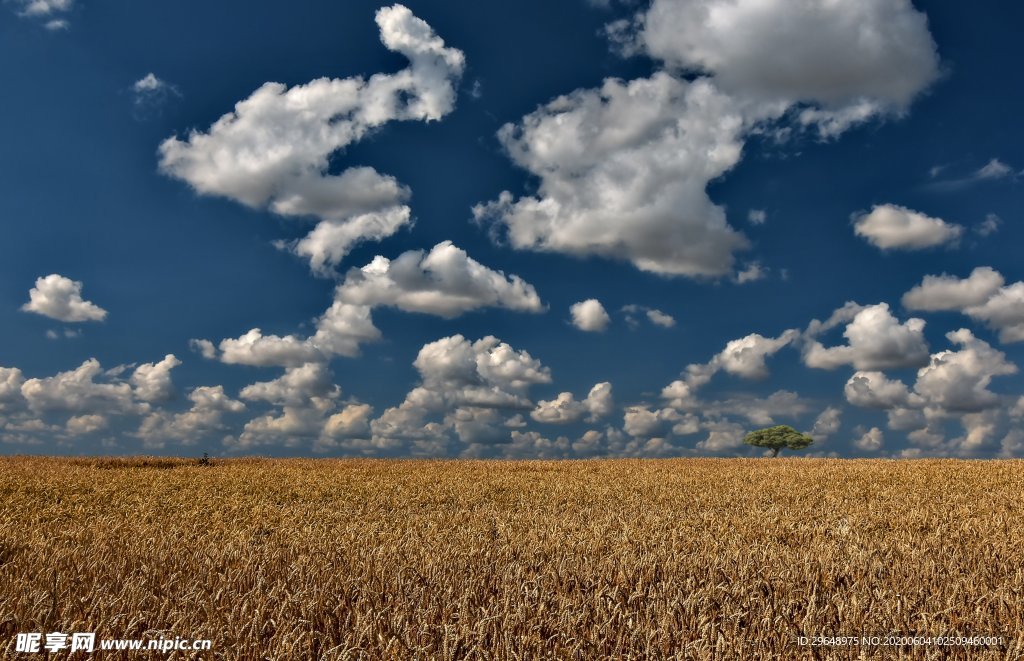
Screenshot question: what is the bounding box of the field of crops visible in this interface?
[1,456,1021,658]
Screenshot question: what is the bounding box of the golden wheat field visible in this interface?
[0,457,1022,659]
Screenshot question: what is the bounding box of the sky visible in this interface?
[1,0,1023,458]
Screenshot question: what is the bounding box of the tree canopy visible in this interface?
[743,425,813,457]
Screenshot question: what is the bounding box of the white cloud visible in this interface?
[334,241,544,318]
[239,362,339,407]
[803,303,929,370]
[622,305,675,329]
[322,403,374,442]
[629,0,938,120]
[22,274,107,323]
[975,158,1013,180]
[734,262,766,284]
[66,414,107,436]
[715,330,799,379]
[623,406,681,439]
[852,204,963,250]
[159,5,465,274]
[0,368,26,412]
[902,267,1024,343]
[531,381,614,424]
[44,18,67,30]
[854,427,884,452]
[902,267,1005,311]
[131,73,181,119]
[570,299,611,332]
[975,213,1002,237]
[913,329,1017,412]
[747,209,766,225]
[474,74,753,277]
[810,406,842,441]
[137,385,245,446]
[130,354,181,403]
[209,302,381,367]
[645,309,676,328]
[14,0,71,17]
[369,335,552,452]
[844,371,914,409]
[20,359,140,415]
[478,0,938,276]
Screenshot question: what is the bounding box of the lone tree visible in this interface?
[744,425,813,457]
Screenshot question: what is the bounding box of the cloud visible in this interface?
[747,209,766,225]
[975,213,1002,237]
[975,158,1013,180]
[205,242,544,367]
[844,371,914,409]
[803,303,929,370]
[902,267,1024,343]
[14,0,71,16]
[570,299,611,332]
[844,330,1018,455]
[913,329,1017,412]
[713,330,799,380]
[478,0,938,277]
[131,73,181,119]
[22,274,107,323]
[334,241,544,318]
[734,262,767,284]
[130,354,182,403]
[531,382,614,424]
[44,18,67,30]
[852,204,963,250]
[368,335,552,452]
[474,74,753,277]
[902,267,1005,311]
[621,304,675,329]
[20,359,141,415]
[626,0,939,122]
[810,406,842,441]
[239,362,339,407]
[854,427,884,452]
[137,386,245,446]
[926,158,1017,192]
[159,5,465,275]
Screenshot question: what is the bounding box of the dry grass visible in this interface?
[0,457,1021,659]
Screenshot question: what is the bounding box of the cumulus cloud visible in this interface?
[570,299,611,332]
[713,330,799,380]
[902,267,1005,311]
[843,330,1018,455]
[204,301,381,367]
[369,335,552,452]
[334,241,544,317]
[747,209,766,225]
[734,262,767,284]
[626,0,938,121]
[804,303,929,370]
[902,267,1024,343]
[852,204,963,250]
[130,354,182,403]
[531,382,614,424]
[20,359,140,415]
[474,74,753,277]
[137,385,245,446]
[854,427,884,452]
[22,274,107,323]
[159,5,465,274]
[203,242,544,368]
[810,406,842,441]
[477,0,938,276]
[239,362,339,407]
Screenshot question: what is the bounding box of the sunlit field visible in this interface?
[1,457,1021,658]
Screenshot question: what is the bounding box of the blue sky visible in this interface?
[1,0,1022,457]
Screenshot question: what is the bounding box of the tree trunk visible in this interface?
[771,447,780,458]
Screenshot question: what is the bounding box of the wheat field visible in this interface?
[0,457,1021,659]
